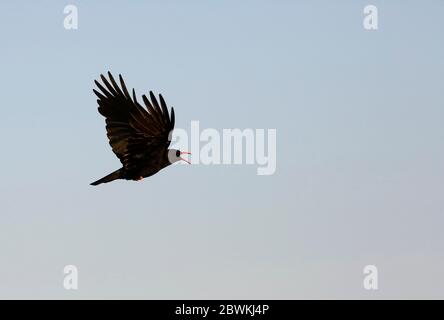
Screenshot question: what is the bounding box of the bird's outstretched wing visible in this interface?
[93,72,175,171]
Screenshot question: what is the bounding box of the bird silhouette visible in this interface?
[90,72,190,186]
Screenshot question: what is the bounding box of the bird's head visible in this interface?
[167,149,191,164]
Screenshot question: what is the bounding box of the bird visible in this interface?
[90,72,190,186]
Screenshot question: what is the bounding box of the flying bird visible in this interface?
[90,72,190,186]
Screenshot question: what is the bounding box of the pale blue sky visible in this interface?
[0,1,443,298]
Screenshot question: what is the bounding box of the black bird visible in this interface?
[90,72,190,186]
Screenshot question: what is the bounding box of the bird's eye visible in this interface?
[176,150,180,157]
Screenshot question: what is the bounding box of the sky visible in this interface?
[0,0,443,299]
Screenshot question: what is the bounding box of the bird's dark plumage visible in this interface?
[90,72,185,186]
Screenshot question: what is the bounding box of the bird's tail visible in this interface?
[90,169,122,186]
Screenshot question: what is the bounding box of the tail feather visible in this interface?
[90,169,121,186]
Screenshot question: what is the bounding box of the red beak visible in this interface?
[180,151,191,164]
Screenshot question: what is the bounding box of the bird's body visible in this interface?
[90,72,189,186]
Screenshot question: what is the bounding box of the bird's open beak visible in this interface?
[180,151,191,164]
